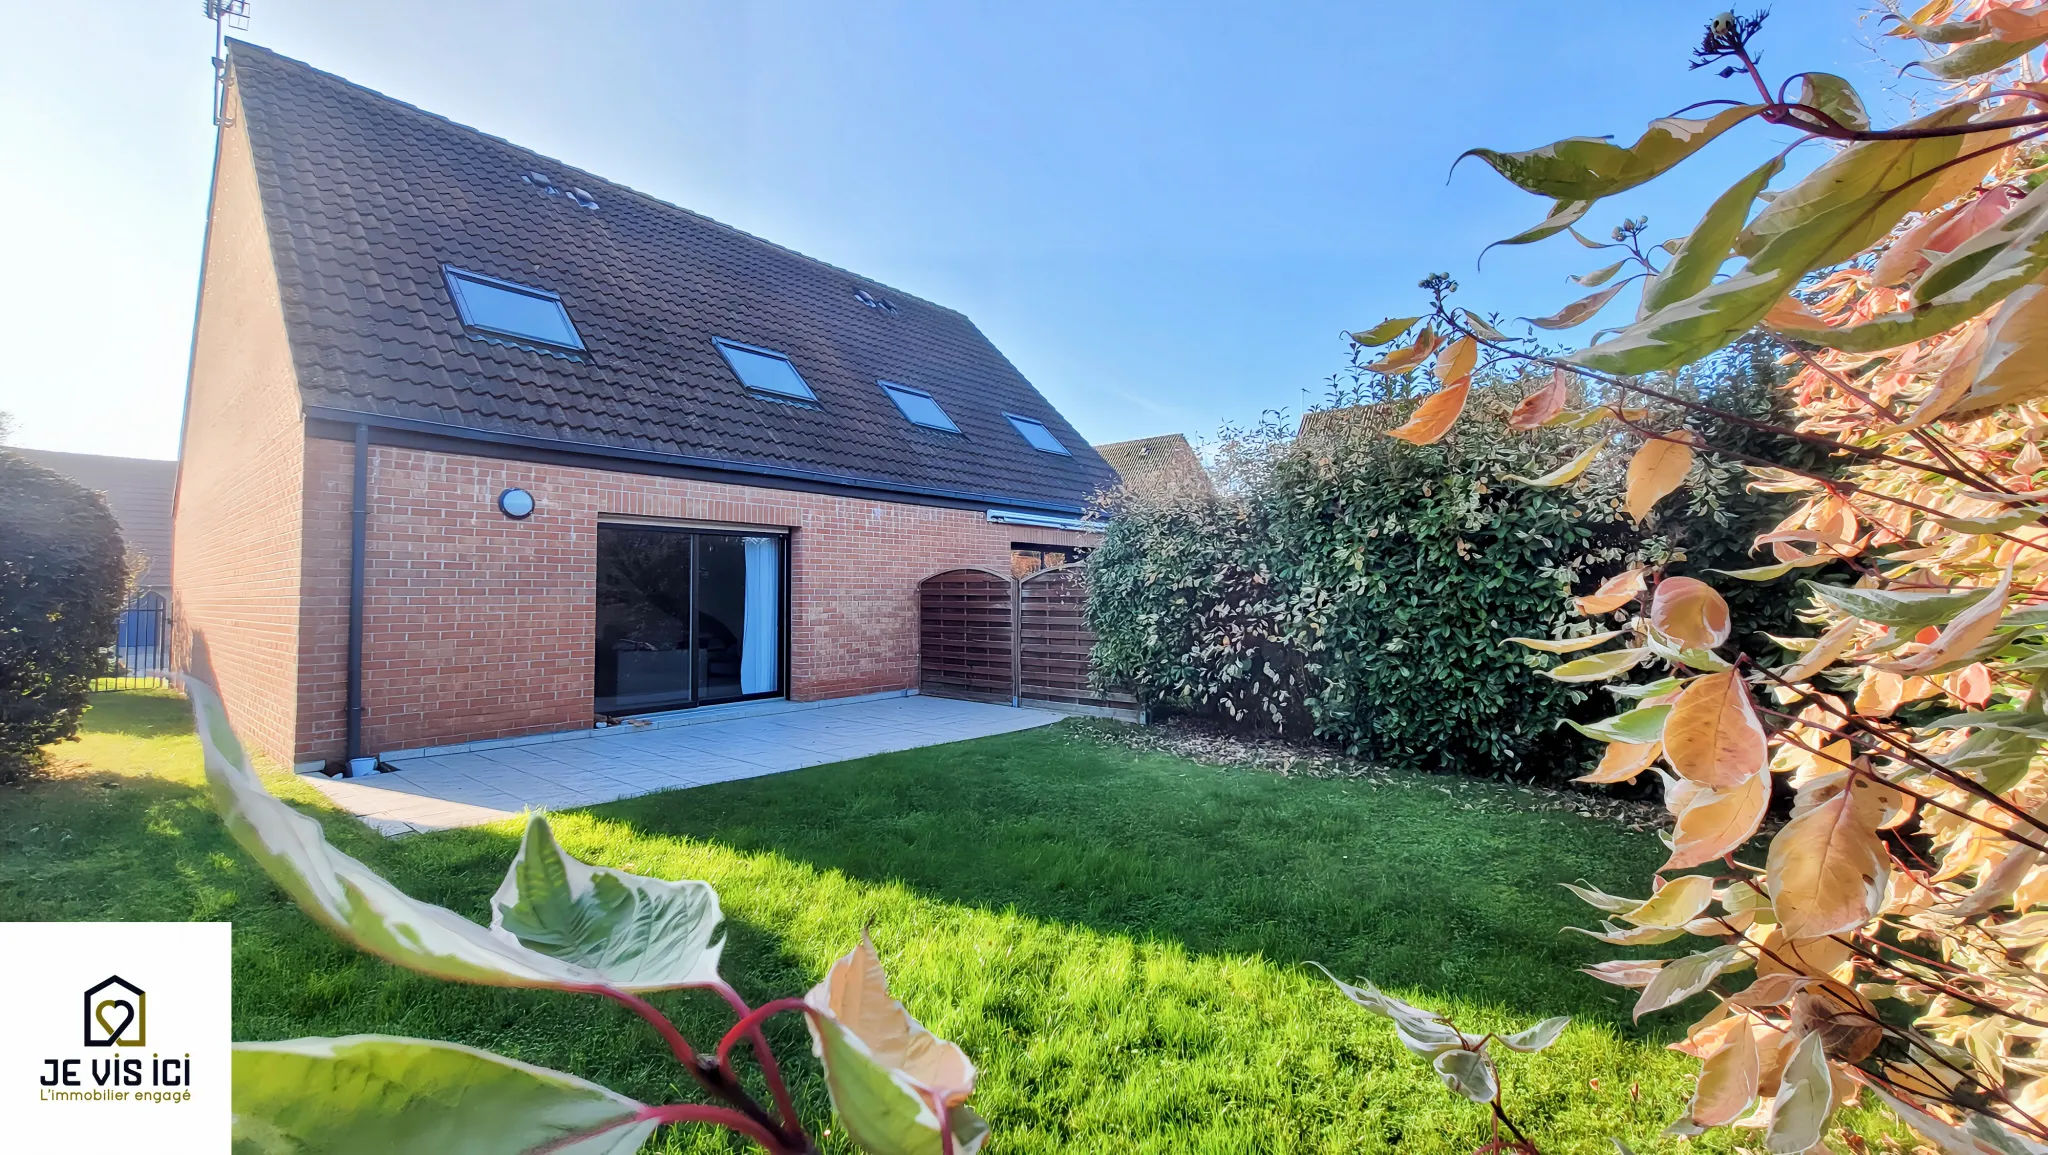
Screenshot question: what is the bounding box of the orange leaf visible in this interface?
[1872,202,1959,287]
[1624,436,1695,521]
[1765,779,1892,940]
[1507,369,1570,430]
[1384,381,1471,446]
[1649,576,1731,650]
[1435,335,1478,386]
[1666,772,1769,870]
[1522,282,1628,330]
[1574,566,1647,616]
[1690,1019,1761,1128]
[1364,327,1440,375]
[1952,662,1993,707]
[1577,740,1662,785]
[1662,669,1767,787]
[1854,668,1905,718]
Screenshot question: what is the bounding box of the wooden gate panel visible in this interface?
[1019,567,1136,710]
[918,569,1017,703]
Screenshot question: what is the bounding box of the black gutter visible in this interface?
[301,405,1099,519]
[345,422,368,769]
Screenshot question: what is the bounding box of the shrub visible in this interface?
[1321,7,2048,1149]
[1087,354,1824,779]
[0,450,128,781]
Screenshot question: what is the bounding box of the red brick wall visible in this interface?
[170,91,308,767]
[294,440,1096,762]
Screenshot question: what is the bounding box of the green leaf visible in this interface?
[1642,156,1784,315]
[805,1013,989,1155]
[1578,105,1975,375]
[1796,72,1869,133]
[1771,181,2048,353]
[1764,1032,1833,1153]
[1922,33,2048,80]
[1561,880,1643,914]
[1807,581,1994,628]
[183,677,706,991]
[1504,440,1606,488]
[1506,629,1624,654]
[1645,630,1732,673]
[1315,963,1466,1057]
[1933,506,2048,535]
[491,815,725,989]
[1573,259,1629,288]
[1458,310,1510,341]
[1739,104,1976,276]
[231,1036,654,1155]
[1633,944,1741,1020]
[1566,704,1673,744]
[1489,198,1596,249]
[1546,647,1650,683]
[1496,1016,1571,1053]
[1929,709,2048,740]
[1456,105,1763,203]
[1432,1048,1498,1104]
[1943,727,2042,794]
[1711,553,1837,581]
[1608,675,1683,700]
[1351,316,1421,347]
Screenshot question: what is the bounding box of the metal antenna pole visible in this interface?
[201,1,251,127]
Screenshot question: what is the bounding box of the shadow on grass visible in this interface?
[588,722,1671,1029]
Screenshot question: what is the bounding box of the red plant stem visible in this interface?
[1787,347,2005,493]
[709,982,806,1139]
[1750,664,2048,842]
[572,985,809,1153]
[1444,322,2001,494]
[1759,713,2048,856]
[639,1103,792,1153]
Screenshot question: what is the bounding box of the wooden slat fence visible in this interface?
[917,564,1136,715]
[917,568,1018,704]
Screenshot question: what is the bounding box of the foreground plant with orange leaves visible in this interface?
[186,678,982,1155]
[1323,5,2048,1152]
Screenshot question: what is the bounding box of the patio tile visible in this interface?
[314,696,1064,834]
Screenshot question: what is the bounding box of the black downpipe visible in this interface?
[345,423,369,771]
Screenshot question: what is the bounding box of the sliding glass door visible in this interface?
[594,525,784,716]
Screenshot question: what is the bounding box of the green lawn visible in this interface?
[1,690,1891,1153]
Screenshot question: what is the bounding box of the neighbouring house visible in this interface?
[1093,434,1211,497]
[13,448,178,675]
[174,42,1116,773]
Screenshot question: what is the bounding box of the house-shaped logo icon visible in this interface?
[83,975,146,1048]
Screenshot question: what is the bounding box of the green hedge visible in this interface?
[0,451,129,781]
[1087,348,1829,781]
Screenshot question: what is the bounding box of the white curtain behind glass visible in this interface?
[740,537,780,694]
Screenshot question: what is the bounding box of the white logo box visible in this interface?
[0,923,230,1153]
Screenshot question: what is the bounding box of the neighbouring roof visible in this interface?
[1093,433,1211,494]
[1295,404,1391,441]
[225,42,1117,514]
[10,449,176,589]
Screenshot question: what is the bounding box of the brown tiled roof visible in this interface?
[11,449,176,589]
[227,42,1116,514]
[1093,434,1211,494]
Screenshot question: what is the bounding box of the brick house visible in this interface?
[174,42,1115,774]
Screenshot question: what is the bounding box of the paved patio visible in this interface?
[308,694,1061,835]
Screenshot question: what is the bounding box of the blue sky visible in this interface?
[0,2,1917,459]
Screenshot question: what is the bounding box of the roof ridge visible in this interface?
[223,38,971,323]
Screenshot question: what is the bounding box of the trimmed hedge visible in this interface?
[0,451,129,781]
[1087,352,1829,781]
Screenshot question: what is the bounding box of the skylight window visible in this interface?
[715,338,818,403]
[879,382,960,432]
[444,267,584,350]
[1006,414,1070,455]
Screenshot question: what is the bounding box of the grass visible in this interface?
[2,689,1896,1153]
